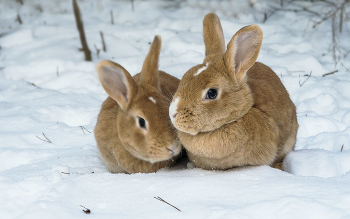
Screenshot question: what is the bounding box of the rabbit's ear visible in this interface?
[224,25,263,83]
[203,13,225,56]
[140,35,161,90]
[97,60,138,111]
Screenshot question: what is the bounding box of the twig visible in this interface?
[322,70,338,77]
[154,196,181,212]
[110,10,114,25]
[29,82,41,89]
[299,71,312,87]
[131,0,135,12]
[36,132,52,143]
[340,62,350,72]
[80,126,91,135]
[72,0,92,61]
[341,144,344,152]
[79,205,91,214]
[16,12,22,24]
[61,172,70,175]
[94,44,100,57]
[100,31,106,52]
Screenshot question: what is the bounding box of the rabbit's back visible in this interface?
[247,62,298,161]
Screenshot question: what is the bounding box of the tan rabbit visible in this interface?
[169,13,298,170]
[94,35,182,173]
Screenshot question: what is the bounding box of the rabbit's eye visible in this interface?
[138,117,146,129]
[206,89,217,100]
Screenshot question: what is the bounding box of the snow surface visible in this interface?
[1,0,350,218]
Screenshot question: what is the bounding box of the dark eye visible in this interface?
[138,117,146,129]
[206,89,217,100]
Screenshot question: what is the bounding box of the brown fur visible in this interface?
[170,13,298,170]
[94,35,181,173]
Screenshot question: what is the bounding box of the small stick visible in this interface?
[36,132,52,143]
[16,12,23,24]
[72,0,92,61]
[299,71,312,87]
[154,196,181,212]
[131,0,135,12]
[79,205,91,214]
[94,44,100,57]
[110,10,114,25]
[322,70,338,77]
[341,144,344,152]
[80,126,91,135]
[100,31,106,52]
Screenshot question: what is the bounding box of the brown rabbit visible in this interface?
[169,13,298,170]
[95,35,182,173]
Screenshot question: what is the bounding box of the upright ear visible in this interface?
[224,25,263,83]
[140,35,161,90]
[203,13,225,56]
[97,60,138,111]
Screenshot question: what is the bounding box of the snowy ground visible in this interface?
[1,0,350,218]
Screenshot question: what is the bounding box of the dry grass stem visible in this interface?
[322,70,338,77]
[72,0,91,61]
[80,126,91,135]
[154,196,181,212]
[36,132,52,143]
[299,71,312,87]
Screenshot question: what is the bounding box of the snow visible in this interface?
[1,0,350,218]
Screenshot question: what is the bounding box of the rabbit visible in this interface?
[169,13,298,170]
[94,35,182,173]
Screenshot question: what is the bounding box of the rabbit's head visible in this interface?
[97,36,181,163]
[169,13,263,135]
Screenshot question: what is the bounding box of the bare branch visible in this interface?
[110,10,114,25]
[322,70,338,77]
[36,132,52,143]
[100,31,106,52]
[94,44,100,57]
[80,126,91,135]
[79,205,91,214]
[154,196,181,212]
[72,0,91,61]
[16,12,22,24]
[299,71,312,87]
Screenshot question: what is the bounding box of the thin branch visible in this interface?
[72,0,91,61]
[36,132,52,143]
[154,196,181,212]
[16,12,22,24]
[299,71,312,87]
[80,126,91,135]
[131,0,135,12]
[94,44,100,57]
[322,70,338,77]
[79,205,91,214]
[110,10,114,25]
[100,31,106,52]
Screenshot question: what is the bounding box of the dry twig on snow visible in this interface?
[72,0,91,61]
[154,196,181,212]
